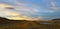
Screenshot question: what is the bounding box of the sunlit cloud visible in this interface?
[0,0,60,20]
[0,2,41,21]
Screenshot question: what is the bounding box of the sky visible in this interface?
[0,0,60,20]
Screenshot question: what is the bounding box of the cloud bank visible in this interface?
[0,1,41,21]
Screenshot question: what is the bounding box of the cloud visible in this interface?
[47,0,59,10]
[0,3,41,21]
[0,3,20,17]
[50,0,58,10]
[51,1,56,7]
[12,0,40,16]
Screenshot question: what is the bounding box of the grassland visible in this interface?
[0,17,60,29]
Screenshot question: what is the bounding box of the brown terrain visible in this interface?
[0,17,60,29]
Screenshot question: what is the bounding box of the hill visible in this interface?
[0,17,60,29]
